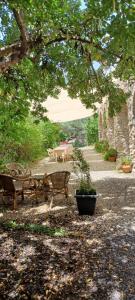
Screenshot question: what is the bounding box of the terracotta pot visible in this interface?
[108,156,117,162]
[122,165,132,173]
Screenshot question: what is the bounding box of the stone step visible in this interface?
[83,154,103,161]
[83,150,98,156]
[88,160,116,171]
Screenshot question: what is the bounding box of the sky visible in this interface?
[80,0,86,10]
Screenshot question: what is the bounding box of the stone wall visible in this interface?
[98,83,135,168]
[113,104,129,155]
[128,86,135,170]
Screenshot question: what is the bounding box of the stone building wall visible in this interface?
[98,83,135,168]
[127,86,135,170]
[113,104,129,155]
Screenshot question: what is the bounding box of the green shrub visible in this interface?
[95,140,109,153]
[86,114,98,145]
[0,116,63,165]
[1,220,67,237]
[104,148,117,161]
[41,120,63,150]
[74,140,84,148]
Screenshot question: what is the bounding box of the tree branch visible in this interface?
[45,33,121,60]
[0,55,20,72]
[86,52,104,94]
[13,9,28,53]
[0,42,21,57]
[0,27,120,73]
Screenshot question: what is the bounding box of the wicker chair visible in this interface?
[5,163,32,191]
[0,174,24,210]
[6,162,31,177]
[44,171,70,208]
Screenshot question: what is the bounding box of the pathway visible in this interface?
[31,146,135,211]
[31,145,116,174]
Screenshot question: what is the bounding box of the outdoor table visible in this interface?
[31,173,49,200]
[53,144,73,162]
[31,174,45,187]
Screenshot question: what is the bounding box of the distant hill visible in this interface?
[61,117,90,146]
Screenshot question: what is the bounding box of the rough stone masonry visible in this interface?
[98,82,135,171]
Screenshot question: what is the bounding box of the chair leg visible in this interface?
[49,195,53,209]
[44,191,48,201]
[0,192,4,205]
[21,191,24,202]
[13,192,17,210]
[35,190,39,204]
[65,187,68,199]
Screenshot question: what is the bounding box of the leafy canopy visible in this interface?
[0,0,134,118]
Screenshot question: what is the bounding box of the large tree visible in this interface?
[0,0,134,119]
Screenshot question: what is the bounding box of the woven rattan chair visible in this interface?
[44,171,70,208]
[6,162,31,177]
[6,162,31,176]
[0,174,24,210]
[5,163,32,190]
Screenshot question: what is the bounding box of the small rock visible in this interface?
[110,290,122,300]
[91,285,98,293]
[121,257,128,263]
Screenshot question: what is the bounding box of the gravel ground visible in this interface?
[0,205,135,300]
[0,147,135,299]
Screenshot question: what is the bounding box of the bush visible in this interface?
[42,121,61,149]
[95,140,109,153]
[104,148,117,161]
[0,116,62,165]
[73,140,84,148]
[86,115,98,145]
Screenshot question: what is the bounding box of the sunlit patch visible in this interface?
[43,238,62,254]
[0,212,3,218]
[72,220,93,226]
[0,232,8,239]
[12,244,36,272]
[27,234,38,241]
[86,238,102,246]
[42,220,50,226]
[109,289,122,300]
[131,224,135,231]
[0,238,14,258]
[51,206,68,211]
[19,245,36,257]
[12,261,28,272]
[24,204,49,216]
[122,206,135,211]
[43,238,80,254]
[59,274,73,283]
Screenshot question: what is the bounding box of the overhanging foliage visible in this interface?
[0,0,134,118]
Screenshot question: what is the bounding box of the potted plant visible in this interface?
[73,147,97,215]
[121,156,133,173]
[104,148,117,162]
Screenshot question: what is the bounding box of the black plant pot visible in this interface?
[75,190,97,215]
